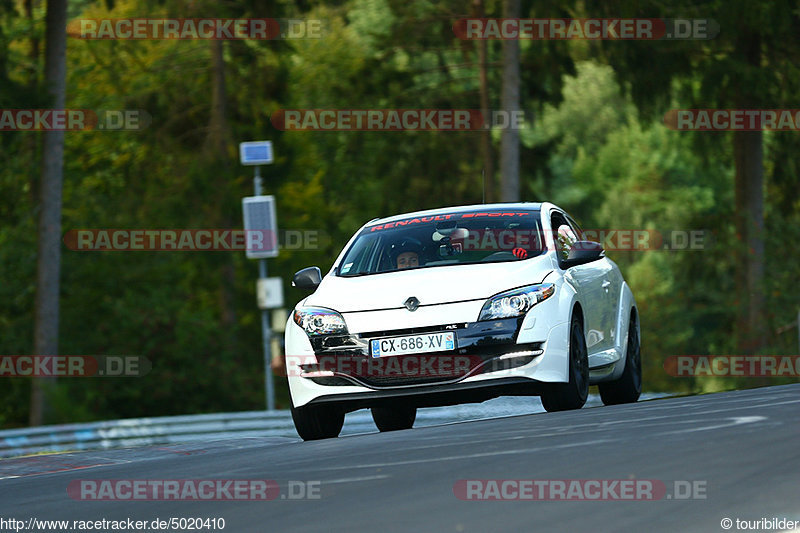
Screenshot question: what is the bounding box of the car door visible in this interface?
[551,210,606,354]
[565,214,617,353]
[602,261,624,351]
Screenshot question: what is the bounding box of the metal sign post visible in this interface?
[256,167,275,412]
[240,141,278,412]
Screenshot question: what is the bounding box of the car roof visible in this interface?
[366,202,544,227]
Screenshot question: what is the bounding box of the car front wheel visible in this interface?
[599,311,642,405]
[371,405,416,432]
[541,314,589,412]
[290,403,345,441]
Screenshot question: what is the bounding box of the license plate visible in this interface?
[370,332,455,358]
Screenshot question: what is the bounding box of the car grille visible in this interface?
[303,344,542,389]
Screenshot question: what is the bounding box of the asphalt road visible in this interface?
[1,384,798,533]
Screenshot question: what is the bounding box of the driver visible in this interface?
[396,251,419,269]
[390,238,423,270]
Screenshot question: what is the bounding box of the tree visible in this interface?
[499,0,520,201]
[30,0,67,426]
[472,0,494,202]
[587,0,800,352]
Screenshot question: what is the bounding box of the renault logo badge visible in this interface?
[404,297,420,312]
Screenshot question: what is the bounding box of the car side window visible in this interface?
[565,214,584,241]
[551,212,577,261]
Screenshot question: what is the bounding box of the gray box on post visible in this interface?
[242,195,279,259]
[256,277,284,310]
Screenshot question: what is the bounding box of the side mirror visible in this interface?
[563,241,604,268]
[292,266,322,290]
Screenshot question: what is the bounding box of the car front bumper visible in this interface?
[285,296,571,409]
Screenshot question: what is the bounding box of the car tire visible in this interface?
[541,314,589,412]
[599,311,642,405]
[371,405,416,432]
[290,403,345,441]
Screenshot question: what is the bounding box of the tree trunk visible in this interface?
[205,40,237,329]
[499,0,520,202]
[205,39,231,156]
[473,0,494,203]
[733,30,765,354]
[24,0,41,204]
[733,131,765,353]
[30,0,67,426]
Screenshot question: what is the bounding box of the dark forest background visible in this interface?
[1,0,798,427]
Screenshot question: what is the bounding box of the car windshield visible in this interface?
[337,209,544,276]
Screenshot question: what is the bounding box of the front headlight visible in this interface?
[293,307,348,336]
[478,283,555,321]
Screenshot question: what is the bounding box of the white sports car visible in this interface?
[285,203,641,440]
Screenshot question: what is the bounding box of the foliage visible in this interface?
[0,0,798,426]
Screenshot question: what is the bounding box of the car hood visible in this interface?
[305,257,554,313]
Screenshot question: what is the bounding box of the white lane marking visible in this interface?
[320,475,390,484]
[537,398,800,431]
[631,399,800,425]
[636,396,800,413]
[592,391,800,413]
[267,431,605,469]
[311,439,614,471]
[656,416,767,435]
[342,434,532,455]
